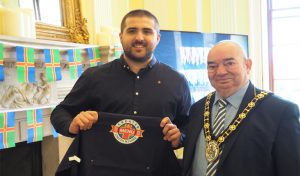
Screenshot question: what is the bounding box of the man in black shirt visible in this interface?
[51,9,191,175]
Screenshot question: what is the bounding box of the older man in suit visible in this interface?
[182,40,300,176]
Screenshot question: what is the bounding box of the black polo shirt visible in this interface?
[51,55,191,137]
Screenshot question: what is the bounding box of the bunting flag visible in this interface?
[87,47,101,67]
[16,46,35,83]
[44,49,62,81]
[114,45,123,59]
[0,112,15,150]
[27,109,43,143]
[52,126,59,138]
[68,49,82,79]
[0,43,4,81]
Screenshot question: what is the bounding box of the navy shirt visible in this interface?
[51,55,191,137]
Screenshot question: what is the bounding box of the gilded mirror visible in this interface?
[35,0,89,44]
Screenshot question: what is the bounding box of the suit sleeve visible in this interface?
[50,68,94,137]
[273,102,300,176]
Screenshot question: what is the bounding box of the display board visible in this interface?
[154,30,248,101]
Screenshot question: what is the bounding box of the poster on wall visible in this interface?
[154,30,248,102]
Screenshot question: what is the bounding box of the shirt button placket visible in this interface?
[133,75,140,115]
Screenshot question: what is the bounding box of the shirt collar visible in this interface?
[119,54,158,70]
[214,81,250,109]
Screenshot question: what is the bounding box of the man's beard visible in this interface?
[123,40,153,63]
[123,49,153,63]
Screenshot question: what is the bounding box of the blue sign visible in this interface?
[155,30,248,101]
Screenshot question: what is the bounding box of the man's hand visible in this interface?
[160,117,181,148]
[69,111,98,134]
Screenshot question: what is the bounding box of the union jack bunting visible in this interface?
[87,47,101,67]
[68,49,82,79]
[0,43,4,81]
[27,109,43,143]
[0,112,15,150]
[16,46,35,83]
[44,49,62,81]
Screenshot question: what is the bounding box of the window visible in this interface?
[268,0,300,106]
[19,0,63,26]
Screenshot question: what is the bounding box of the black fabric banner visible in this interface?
[56,112,181,176]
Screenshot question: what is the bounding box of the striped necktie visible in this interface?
[206,99,227,176]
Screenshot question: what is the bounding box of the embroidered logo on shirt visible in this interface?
[110,119,144,144]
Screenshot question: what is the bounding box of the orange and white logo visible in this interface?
[110,119,144,144]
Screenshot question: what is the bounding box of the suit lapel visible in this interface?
[218,83,257,167]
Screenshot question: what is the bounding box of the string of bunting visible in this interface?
[0,42,123,150]
[0,108,59,150]
[0,42,113,82]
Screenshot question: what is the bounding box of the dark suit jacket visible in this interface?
[183,83,300,176]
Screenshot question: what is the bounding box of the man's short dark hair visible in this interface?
[120,9,160,34]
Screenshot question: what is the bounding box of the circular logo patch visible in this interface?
[110,119,144,144]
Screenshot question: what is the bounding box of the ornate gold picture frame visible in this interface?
[35,0,89,44]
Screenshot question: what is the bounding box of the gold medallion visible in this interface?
[205,140,219,162]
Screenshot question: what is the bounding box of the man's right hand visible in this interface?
[69,111,98,134]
